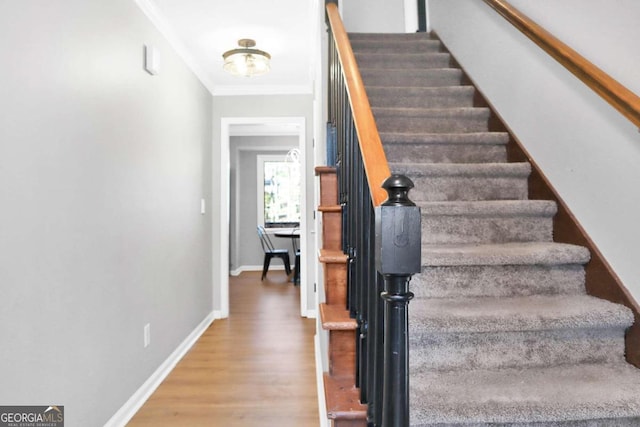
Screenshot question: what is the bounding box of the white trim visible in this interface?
[425,0,431,32]
[212,84,313,97]
[132,0,216,95]
[229,265,284,276]
[105,312,215,427]
[219,121,231,319]
[404,0,419,33]
[220,117,309,319]
[315,334,330,427]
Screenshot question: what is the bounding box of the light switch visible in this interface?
[201,199,206,214]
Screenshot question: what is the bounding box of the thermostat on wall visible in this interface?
[144,44,160,75]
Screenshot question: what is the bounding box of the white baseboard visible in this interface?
[315,334,330,427]
[229,265,285,276]
[305,309,317,319]
[104,311,215,427]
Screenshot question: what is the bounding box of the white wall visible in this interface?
[341,0,407,33]
[429,0,640,302]
[0,0,213,424]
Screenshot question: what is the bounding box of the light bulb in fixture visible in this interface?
[222,39,271,77]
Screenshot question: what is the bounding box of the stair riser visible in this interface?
[323,212,342,251]
[385,143,507,164]
[323,262,348,306]
[348,33,435,41]
[375,115,488,134]
[361,70,462,88]
[355,53,451,69]
[329,330,356,377]
[405,175,528,202]
[413,416,640,426]
[318,169,338,205]
[368,89,474,109]
[422,215,553,244]
[411,264,586,298]
[351,40,442,54]
[410,328,626,371]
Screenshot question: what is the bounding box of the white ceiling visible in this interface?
[139,0,319,96]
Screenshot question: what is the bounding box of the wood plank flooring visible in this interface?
[127,271,319,426]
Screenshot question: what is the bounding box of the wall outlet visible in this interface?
[143,323,151,348]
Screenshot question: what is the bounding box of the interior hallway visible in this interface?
[128,271,319,426]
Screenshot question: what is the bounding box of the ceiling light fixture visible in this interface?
[222,39,271,77]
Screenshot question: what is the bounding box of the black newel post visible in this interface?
[375,175,421,427]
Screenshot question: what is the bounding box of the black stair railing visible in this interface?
[326,3,422,426]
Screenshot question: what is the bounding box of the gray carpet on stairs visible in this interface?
[349,32,640,426]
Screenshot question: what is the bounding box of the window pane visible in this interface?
[263,160,300,227]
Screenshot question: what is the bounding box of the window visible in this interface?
[257,154,301,229]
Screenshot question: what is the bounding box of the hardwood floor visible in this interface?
[127,271,319,426]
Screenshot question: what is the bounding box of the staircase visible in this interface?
[320,31,640,426]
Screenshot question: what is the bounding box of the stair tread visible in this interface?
[409,294,633,334]
[392,162,531,177]
[422,242,591,266]
[410,362,640,425]
[320,303,357,330]
[318,205,342,212]
[381,132,508,145]
[348,32,435,40]
[355,52,450,60]
[374,106,490,117]
[368,86,474,96]
[417,200,557,217]
[319,249,348,263]
[350,39,442,53]
[315,165,337,175]
[324,374,367,420]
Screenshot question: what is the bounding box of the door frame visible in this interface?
[217,116,308,318]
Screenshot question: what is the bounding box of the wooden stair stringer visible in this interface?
[316,166,367,427]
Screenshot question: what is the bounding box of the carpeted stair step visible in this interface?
[374,107,491,133]
[348,32,436,41]
[409,294,632,371]
[342,30,640,427]
[368,86,475,109]
[349,38,443,54]
[418,200,556,244]
[360,68,463,88]
[411,263,587,299]
[382,132,508,163]
[410,362,640,426]
[355,52,452,69]
[421,242,590,267]
[411,242,589,298]
[391,162,531,201]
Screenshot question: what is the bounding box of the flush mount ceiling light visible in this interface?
[222,39,271,77]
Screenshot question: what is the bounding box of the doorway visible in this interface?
[218,117,309,318]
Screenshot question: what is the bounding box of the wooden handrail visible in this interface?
[326,2,391,207]
[484,0,640,129]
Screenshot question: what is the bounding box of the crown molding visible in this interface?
[212,83,313,97]
[133,0,216,95]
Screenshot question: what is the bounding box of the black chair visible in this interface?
[257,225,291,280]
[292,227,301,285]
